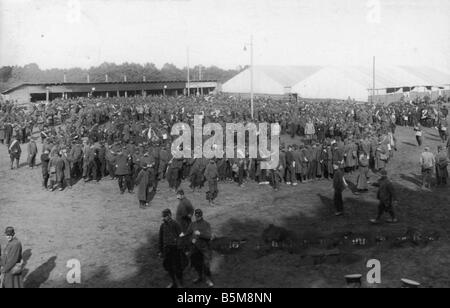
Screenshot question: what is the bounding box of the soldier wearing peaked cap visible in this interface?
[175,189,194,234]
[114,148,133,194]
[27,136,38,169]
[333,164,348,217]
[181,209,214,288]
[135,162,153,209]
[0,227,23,288]
[370,170,398,224]
[204,159,219,206]
[158,209,186,288]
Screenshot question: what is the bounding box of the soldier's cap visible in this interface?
[162,209,172,217]
[345,274,362,284]
[380,169,388,176]
[194,209,203,217]
[5,227,15,236]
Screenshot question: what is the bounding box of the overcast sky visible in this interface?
[1,0,449,71]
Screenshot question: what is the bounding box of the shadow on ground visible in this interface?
[24,256,57,288]
[45,176,450,288]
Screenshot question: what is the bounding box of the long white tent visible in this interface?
[221,65,450,102]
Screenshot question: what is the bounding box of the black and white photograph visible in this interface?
[0,0,449,293]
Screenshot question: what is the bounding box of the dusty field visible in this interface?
[0,126,449,288]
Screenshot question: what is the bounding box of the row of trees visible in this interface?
[0,62,242,92]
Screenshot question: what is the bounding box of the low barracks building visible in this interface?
[1,80,218,105]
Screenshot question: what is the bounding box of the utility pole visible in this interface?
[187,47,190,96]
[244,36,255,118]
[199,65,203,95]
[372,56,376,103]
[250,35,254,119]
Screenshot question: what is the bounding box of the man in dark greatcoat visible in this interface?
[158,209,186,288]
[181,209,214,288]
[0,227,23,288]
[370,170,398,224]
[175,189,194,233]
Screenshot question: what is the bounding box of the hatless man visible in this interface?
[420,147,436,190]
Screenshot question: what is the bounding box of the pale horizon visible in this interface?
[1,0,449,72]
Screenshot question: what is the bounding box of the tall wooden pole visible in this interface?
[250,35,254,119]
[187,47,190,96]
[372,56,376,103]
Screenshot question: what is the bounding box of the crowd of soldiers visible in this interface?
[1,95,449,205]
[158,190,214,288]
[1,94,449,288]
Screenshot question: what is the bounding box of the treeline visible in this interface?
[0,62,242,92]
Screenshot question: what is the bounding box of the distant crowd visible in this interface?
[0,95,448,199]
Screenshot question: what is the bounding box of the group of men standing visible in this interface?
[159,190,214,288]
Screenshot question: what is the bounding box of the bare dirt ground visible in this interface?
[0,126,449,288]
